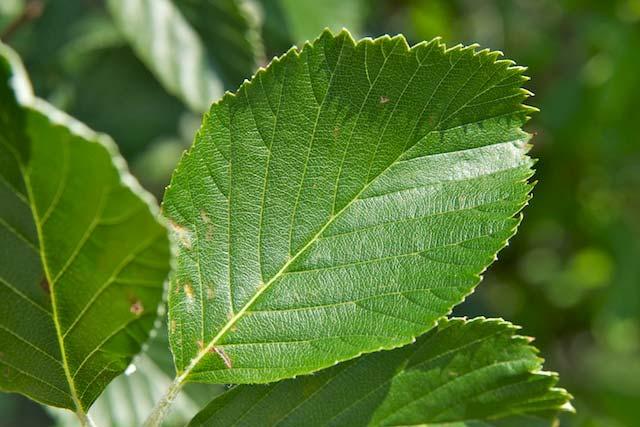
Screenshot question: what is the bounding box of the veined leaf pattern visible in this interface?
[163,29,536,385]
[0,43,170,416]
[189,318,572,427]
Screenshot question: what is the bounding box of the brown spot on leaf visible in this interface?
[379,96,390,104]
[40,277,50,295]
[211,346,232,368]
[170,319,177,333]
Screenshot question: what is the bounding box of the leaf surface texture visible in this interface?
[189,318,572,426]
[0,44,170,411]
[163,30,535,384]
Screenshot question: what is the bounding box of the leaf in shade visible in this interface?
[0,43,170,416]
[107,0,262,112]
[163,29,536,386]
[189,318,573,427]
[261,0,367,48]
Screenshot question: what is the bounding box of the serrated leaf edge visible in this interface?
[164,28,538,387]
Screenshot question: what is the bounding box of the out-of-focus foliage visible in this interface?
[47,322,223,427]
[0,0,638,426]
[106,0,262,112]
[260,0,367,53]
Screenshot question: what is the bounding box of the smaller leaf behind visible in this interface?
[107,0,262,112]
[261,0,367,50]
[189,317,573,427]
[0,43,171,413]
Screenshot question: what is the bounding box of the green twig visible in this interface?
[0,0,44,42]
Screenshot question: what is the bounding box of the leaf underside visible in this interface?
[0,44,170,411]
[163,29,536,385]
[107,0,261,112]
[189,318,572,427]
[263,0,366,45]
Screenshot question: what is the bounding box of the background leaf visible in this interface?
[107,0,262,112]
[47,324,222,427]
[259,0,367,53]
[163,29,535,386]
[0,44,170,414]
[3,1,637,425]
[189,318,572,427]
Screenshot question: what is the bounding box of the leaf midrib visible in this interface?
[178,155,400,381]
[1,108,82,408]
[21,163,87,415]
[178,118,476,381]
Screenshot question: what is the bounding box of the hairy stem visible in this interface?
[143,373,186,427]
[77,410,97,427]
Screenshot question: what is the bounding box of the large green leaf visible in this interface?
[107,0,262,112]
[163,29,535,386]
[0,44,170,417]
[189,318,572,426]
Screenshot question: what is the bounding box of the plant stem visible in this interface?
[0,0,44,41]
[78,411,97,427]
[143,373,186,427]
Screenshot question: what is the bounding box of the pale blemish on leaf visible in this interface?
[206,224,214,241]
[170,221,193,250]
[226,311,237,332]
[184,282,194,302]
[130,299,144,316]
[379,95,390,104]
[211,346,232,368]
[200,210,210,223]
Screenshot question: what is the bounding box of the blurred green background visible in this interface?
[1,0,638,426]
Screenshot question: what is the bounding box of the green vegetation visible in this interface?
[1,1,638,426]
